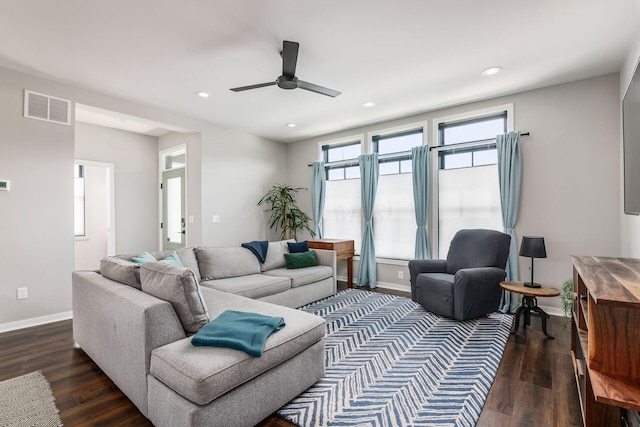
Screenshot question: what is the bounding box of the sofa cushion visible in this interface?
[100,256,141,289]
[260,240,294,272]
[200,274,290,299]
[140,262,209,334]
[284,250,318,269]
[263,265,333,288]
[149,288,325,406]
[196,247,261,280]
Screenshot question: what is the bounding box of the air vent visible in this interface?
[24,90,71,125]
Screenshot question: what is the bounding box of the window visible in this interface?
[324,141,361,181]
[372,129,423,259]
[74,164,86,237]
[322,140,362,252]
[436,112,506,257]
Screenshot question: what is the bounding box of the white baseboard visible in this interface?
[0,311,73,334]
[375,281,411,293]
[339,276,566,318]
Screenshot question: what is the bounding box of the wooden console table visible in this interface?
[308,239,355,288]
[571,256,640,426]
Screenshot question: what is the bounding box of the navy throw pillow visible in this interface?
[287,240,309,253]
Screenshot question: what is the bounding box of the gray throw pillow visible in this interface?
[261,240,295,272]
[100,256,141,289]
[140,262,209,334]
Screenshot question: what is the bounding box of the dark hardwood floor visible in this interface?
[0,283,582,426]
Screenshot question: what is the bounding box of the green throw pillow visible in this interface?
[162,251,184,267]
[131,251,157,264]
[284,250,318,269]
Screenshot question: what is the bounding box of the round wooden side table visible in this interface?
[500,281,560,339]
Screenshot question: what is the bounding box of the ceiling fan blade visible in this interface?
[298,80,341,97]
[282,41,299,78]
[230,81,277,92]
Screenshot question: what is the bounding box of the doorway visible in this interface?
[74,160,115,270]
[161,147,187,250]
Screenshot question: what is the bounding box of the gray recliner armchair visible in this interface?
[409,229,511,321]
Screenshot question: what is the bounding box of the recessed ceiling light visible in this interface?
[482,66,503,76]
[362,102,376,108]
[286,123,296,128]
[196,91,210,98]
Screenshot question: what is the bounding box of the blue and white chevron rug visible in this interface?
[278,289,512,427]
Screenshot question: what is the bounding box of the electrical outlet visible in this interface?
[212,215,220,223]
[398,270,404,280]
[17,287,28,300]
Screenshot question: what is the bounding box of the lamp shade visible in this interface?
[519,236,547,258]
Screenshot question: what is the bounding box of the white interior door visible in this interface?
[162,167,186,250]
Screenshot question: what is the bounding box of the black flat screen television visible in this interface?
[623,60,640,215]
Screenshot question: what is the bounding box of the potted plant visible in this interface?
[258,184,315,240]
[560,279,574,329]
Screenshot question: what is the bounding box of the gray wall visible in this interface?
[0,68,75,326]
[200,127,288,245]
[75,122,159,254]
[286,73,621,312]
[0,66,285,328]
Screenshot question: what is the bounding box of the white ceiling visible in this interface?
[1,0,639,143]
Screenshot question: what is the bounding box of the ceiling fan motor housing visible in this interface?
[277,75,299,90]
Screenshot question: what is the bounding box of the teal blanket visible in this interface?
[191,310,285,357]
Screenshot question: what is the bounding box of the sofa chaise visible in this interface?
[72,240,336,427]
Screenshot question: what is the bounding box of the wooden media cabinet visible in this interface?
[571,256,640,426]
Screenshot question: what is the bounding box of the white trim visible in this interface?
[375,281,411,293]
[159,145,188,249]
[74,159,116,255]
[375,257,409,267]
[536,304,563,318]
[0,311,73,334]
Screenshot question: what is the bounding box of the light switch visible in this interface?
[188,215,194,224]
[212,215,220,223]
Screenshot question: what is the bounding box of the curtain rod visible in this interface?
[307,132,530,167]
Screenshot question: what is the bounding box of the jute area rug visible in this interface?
[278,289,512,427]
[0,371,63,427]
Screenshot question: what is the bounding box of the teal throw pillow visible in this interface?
[284,250,318,269]
[161,251,184,267]
[131,252,157,264]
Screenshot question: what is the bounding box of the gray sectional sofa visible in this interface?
[72,241,337,427]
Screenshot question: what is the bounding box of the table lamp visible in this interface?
[519,236,547,288]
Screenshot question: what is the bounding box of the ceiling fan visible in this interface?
[230,40,341,98]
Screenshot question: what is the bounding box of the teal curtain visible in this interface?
[411,145,431,259]
[357,153,379,288]
[496,131,522,313]
[311,161,326,238]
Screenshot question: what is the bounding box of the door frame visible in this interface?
[74,159,116,256]
[159,145,188,249]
